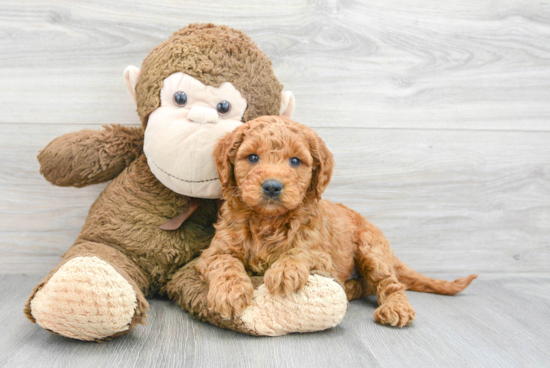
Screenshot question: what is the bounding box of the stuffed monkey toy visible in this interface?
[24,24,348,341]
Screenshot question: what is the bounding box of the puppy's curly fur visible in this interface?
[196,116,477,327]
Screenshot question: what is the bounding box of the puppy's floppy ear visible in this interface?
[306,131,334,201]
[213,125,246,198]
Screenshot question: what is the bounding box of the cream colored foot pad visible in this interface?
[241,274,348,336]
[30,256,137,341]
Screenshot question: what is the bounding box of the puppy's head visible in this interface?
[214,116,333,216]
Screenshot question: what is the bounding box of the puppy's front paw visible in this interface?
[374,301,416,327]
[264,262,310,297]
[208,279,253,319]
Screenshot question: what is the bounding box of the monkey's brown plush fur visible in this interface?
[136,23,282,127]
[196,116,477,326]
[24,24,313,340]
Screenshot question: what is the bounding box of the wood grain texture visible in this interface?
[0,0,550,130]
[1,274,549,367]
[1,2,548,366]
[1,123,548,274]
[1,1,549,274]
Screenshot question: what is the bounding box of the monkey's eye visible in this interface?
[217,100,231,115]
[248,154,259,164]
[289,157,301,167]
[173,91,188,107]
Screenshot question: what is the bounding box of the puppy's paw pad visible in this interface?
[374,302,415,327]
[30,256,137,341]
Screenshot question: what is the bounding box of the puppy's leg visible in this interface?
[356,228,415,327]
[264,248,333,297]
[168,259,348,336]
[195,252,254,319]
[344,277,371,301]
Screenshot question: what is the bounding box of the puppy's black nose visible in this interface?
[262,180,283,197]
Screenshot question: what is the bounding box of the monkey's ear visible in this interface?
[280,91,295,119]
[123,65,141,103]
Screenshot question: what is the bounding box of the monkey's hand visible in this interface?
[38,125,143,187]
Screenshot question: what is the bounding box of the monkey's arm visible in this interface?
[38,125,143,187]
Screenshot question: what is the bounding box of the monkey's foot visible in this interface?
[30,256,138,341]
[240,274,348,336]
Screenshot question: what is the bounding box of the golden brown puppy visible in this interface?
[196,116,477,327]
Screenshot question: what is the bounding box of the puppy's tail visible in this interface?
[394,258,477,295]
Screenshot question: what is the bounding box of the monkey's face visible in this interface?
[143,72,248,198]
[124,25,295,200]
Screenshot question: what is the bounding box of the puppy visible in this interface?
[196,116,477,327]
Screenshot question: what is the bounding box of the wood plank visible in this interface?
[1,274,548,367]
[323,127,550,274]
[0,124,548,274]
[1,0,550,130]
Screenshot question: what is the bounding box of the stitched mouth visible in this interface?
[152,161,219,183]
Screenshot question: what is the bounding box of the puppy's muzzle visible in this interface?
[262,179,283,198]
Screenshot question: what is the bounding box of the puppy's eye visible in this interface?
[248,154,259,164]
[217,100,231,115]
[289,157,301,167]
[173,91,188,107]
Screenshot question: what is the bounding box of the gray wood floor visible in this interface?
[1,274,549,368]
[1,1,549,367]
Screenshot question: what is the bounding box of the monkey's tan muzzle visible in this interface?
[188,106,219,124]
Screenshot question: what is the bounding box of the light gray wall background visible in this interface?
[1,0,549,275]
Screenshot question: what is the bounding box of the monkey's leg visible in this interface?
[166,259,348,336]
[357,235,416,327]
[24,242,149,341]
